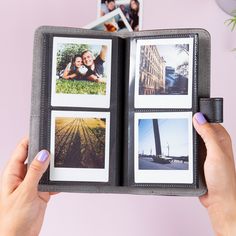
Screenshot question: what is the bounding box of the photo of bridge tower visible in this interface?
[54,117,106,168]
[138,118,189,170]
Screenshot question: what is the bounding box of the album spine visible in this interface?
[29,29,44,164]
[29,29,51,186]
[113,36,126,186]
[122,37,132,186]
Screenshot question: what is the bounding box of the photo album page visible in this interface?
[124,34,199,188]
[36,32,123,186]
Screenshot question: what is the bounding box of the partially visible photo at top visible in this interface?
[85,8,133,32]
[97,0,143,31]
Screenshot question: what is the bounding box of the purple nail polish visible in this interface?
[37,150,49,162]
[195,112,207,125]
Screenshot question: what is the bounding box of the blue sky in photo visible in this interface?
[138,118,189,156]
[156,44,189,70]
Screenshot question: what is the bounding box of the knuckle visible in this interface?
[204,124,233,147]
[218,128,232,145]
[18,138,28,150]
[200,124,215,140]
[29,162,42,173]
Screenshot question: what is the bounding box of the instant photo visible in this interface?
[51,37,112,108]
[85,8,132,32]
[134,37,195,109]
[97,0,143,31]
[134,112,193,184]
[50,111,110,182]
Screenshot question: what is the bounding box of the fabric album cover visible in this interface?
[28,26,223,196]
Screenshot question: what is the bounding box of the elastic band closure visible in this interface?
[199,98,223,123]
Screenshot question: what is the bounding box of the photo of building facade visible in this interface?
[138,42,190,96]
[165,66,188,94]
[139,45,166,95]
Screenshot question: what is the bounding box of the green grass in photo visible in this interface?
[56,79,106,95]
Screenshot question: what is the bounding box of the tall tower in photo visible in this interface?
[152,119,162,156]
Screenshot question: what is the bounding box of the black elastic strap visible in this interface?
[199,98,223,123]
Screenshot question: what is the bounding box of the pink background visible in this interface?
[0,0,236,235]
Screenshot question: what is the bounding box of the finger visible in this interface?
[2,138,29,194]
[193,113,233,157]
[193,113,215,146]
[11,137,28,160]
[0,165,28,196]
[199,193,209,208]
[49,192,60,195]
[5,137,28,172]
[23,150,50,191]
[38,192,60,204]
[38,192,51,203]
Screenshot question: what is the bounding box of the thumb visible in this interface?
[24,150,50,190]
[192,112,217,149]
[193,112,229,150]
[193,112,233,157]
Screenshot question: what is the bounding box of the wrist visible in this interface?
[224,211,236,236]
[208,201,236,236]
[0,217,24,236]
[0,227,18,236]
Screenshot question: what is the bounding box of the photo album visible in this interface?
[29,26,223,196]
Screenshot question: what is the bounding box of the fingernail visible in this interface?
[37,150,49,162]
[195,112,207,125]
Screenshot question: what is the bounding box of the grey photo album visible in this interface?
[28,26,223,196]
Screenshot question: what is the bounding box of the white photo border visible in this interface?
[134,112,193,184]
[97,0,143,30]
[85,8,133,32]
[50,110,110,182]
[134,37,194,109]
[51,37,112,108]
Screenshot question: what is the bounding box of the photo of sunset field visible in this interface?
[54,117,106,168]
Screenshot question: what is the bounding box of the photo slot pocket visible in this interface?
[134,112,193,184]
[51,37,112,108]
[134,36,196,109]
[50,110,110,182]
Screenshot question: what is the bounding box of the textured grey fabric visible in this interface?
[29,26,213,196]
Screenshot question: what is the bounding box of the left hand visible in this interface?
[0,138,55,236]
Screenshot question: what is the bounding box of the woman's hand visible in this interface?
[0,138,54,236]
[193,113,236,236]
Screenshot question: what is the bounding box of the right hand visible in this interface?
[193,113,236,235]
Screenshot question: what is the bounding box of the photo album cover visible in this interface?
[29,26,220,196]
